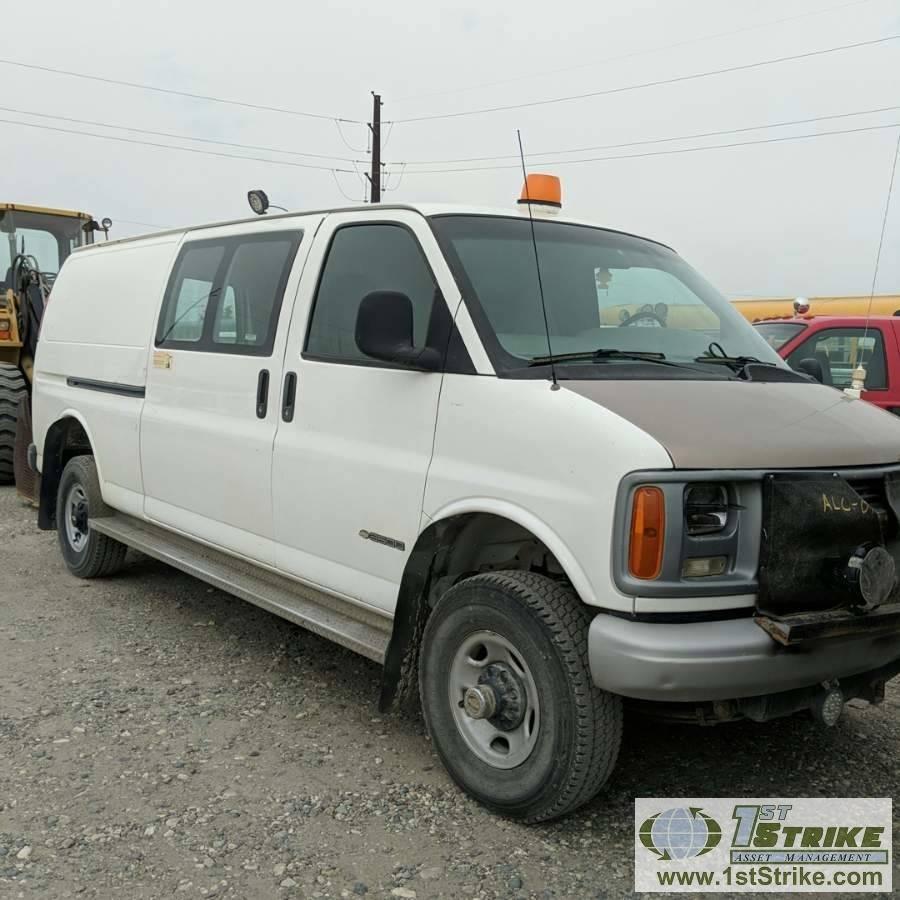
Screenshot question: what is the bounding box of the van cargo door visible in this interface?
[140,221,315,564]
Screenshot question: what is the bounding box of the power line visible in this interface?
[0,117,358,173]
[0,105,365,164]
[394,0,881,103]
[330,170,363,203]
[397,105,900,165]
[382,163,408,193]
[399,122,900,174]
[115,218,173,229]
[0,57,363,124]
[390,34,900,124]
[333,119,369,153]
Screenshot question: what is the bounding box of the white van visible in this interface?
[30,191,900,822]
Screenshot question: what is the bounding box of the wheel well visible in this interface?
[38,416,93,530]
[379,512,568,711]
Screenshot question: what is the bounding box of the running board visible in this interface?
[89,514,391,663]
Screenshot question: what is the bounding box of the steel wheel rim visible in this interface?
[65,484,88,553]
[448,629,540,770]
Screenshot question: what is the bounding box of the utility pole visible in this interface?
[367,92,382,203]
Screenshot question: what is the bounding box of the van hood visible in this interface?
[564,380,900,469]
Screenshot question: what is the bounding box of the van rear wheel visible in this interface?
[0,363,26,484]
[56,455,127,578]
[419,570,623,823]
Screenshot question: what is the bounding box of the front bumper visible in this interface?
[588,612,900,702]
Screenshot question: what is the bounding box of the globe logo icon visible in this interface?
[639,807,722,860]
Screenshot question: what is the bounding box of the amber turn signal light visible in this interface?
[629,486,665,579]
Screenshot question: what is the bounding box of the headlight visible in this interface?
[684,483,729,535]
[615,474,760,598]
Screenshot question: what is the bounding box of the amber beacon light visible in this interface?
[629,486,665,579]
[517,174,562,209]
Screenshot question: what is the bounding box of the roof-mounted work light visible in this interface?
[248,189,270,216]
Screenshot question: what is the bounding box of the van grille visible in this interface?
[846,477,892,528]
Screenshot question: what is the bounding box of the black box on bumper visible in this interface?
[759,472,900,614]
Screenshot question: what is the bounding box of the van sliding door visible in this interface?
[139,220,317,565]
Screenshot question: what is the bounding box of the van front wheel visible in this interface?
[419,571,622,823]
[56,455,127,578]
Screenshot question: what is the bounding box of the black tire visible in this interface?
[56,455,127,578]
[419,570,623,823]
[0,363,26,484]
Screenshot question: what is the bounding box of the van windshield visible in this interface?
[431,215,783,376]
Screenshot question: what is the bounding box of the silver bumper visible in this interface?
[588,613,900,702]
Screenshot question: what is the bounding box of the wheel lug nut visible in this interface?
[463,685,497,720]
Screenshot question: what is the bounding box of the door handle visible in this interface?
[256,369,270,419]
[282,371,297,422]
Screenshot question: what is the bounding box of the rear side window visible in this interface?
[213,238,295,348]
[160,244,225,343]
[305,224,439,364]
[157,231,302,355]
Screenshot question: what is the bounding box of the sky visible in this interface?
[4,0,899,298]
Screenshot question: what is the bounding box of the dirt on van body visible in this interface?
[0,486,898,900]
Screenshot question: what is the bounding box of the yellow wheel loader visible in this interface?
[0,204,108,499]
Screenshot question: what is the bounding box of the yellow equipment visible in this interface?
[0,204,106,494]
[732,295,900,322]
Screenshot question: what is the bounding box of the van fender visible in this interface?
[57,408,105,481]
[422,496,595,605]
[38,409,105,529]
[379,496,595,711]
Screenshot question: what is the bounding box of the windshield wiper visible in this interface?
[693,341,777,374]
[528,348,677,367]
[693,355,777,371]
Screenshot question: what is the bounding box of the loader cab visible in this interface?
[0,204,101,494]
[0,204,96,290]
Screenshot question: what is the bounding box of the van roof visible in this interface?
[78,202,676,254]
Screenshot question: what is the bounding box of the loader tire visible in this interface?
[0,364,26,485]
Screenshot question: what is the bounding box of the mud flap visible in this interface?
[14,394,38,505]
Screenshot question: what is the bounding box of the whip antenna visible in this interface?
[517,129,559,390]
[857,128,900,395]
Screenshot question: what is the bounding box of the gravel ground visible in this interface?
[0,486,897,899]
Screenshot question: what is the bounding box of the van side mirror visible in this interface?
[355,291,442,371]
[794,357,824,384]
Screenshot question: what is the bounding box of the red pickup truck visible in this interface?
[754,315,900,414]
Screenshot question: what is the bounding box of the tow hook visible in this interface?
[809,680,844,727]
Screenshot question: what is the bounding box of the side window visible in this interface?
[215,287,238,344]
[213,237,296,350]
[158,244,225,344]
[786,328,887,390]
[157,232,301,354]
[305,224,439,363]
